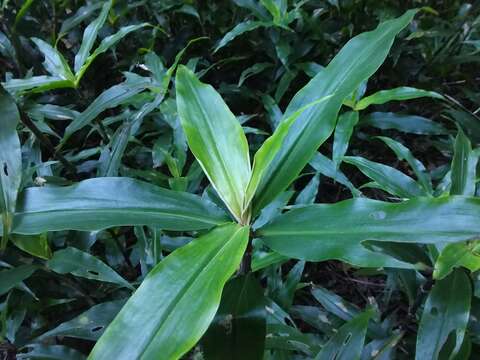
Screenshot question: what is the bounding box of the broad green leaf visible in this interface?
[62,80,149,142]
[0,87,22,249]
[176,65,251,223]
[376,136,433,195]
[11,233,51,259]
[344,156,425,198]
[332,111,359,169]
[416,270,471,360]
[37,300,126,341]
[361,112,448,135]
[89,223,249,360]
[75,23,149,83]
[258,196,480,268]
[31,38,75,81]
[8,177,227,234]
[2,76,75,94]
[252,10,418,214]
[16,344,86,360]
[450,128,478,196]
[214,20,269,53]
[433,241,480,279]
[245,95,333,211]
[315,309,374,360]
[354,87,444,111]
[74,0,112,73]
[0,265,37,296]
[203,274,266,360]
[47,247,133,289]
[312,286,361,322]
[309,152,361,197]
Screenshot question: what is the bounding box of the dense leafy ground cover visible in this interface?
[1,0,480,359]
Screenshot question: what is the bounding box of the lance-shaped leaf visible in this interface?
[89,223,249,360]
[0,265,37,296]
[214,20,269,53]
[31,38,75,82]
[344,156,425,198]
[354,86,444,111]
[74,0,112,73]
[245,95,333,211]
[0,87,22,249]
[450,127,478,196]
[2,76,75,94]
[433,240,480,279]
[176,65,251,222]
[375,136,433,195]
[62,80,149,143]
[8,177,227,234]
[416,270,471,360]
[252,10,418,214]
[258,196,480,268]
[360,112,448,135]
[47,247,133,289]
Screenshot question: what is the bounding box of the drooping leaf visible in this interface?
[74,0,112,73]
[258,196,480,267]
[203,274,266,360]
[433,241,480,280]
[37,300,126,341]
[0,86,22,249]
[360,112,448,135]
[315,309,374,360]
[252,10,418,214]
[89,223,249,360]
[176,65,251,223]
[415,270,471,360]
[375,136,433,195]
[47,247,133,289]
[354,87,444,111]
[344,156,425,198]
[8,177,227,234]
[2,76,75,94]
[450,127,478,196]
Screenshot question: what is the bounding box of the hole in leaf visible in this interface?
[343,332,352,345]
[430,307,438,316]
[91,326,103,332]
[88,270,99,276]
[3,163,8,176]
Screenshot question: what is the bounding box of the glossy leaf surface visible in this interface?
[89,223,249,360]
[176,66,251,222]
[258,196,480,267]
[251,10,417,213]
[9,178,227,234]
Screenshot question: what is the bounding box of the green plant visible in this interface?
[1,1,480,359]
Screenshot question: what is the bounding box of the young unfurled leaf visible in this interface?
[89,223,249,360]
[176,65,251,223]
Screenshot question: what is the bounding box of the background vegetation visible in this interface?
[1,0,480,359]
